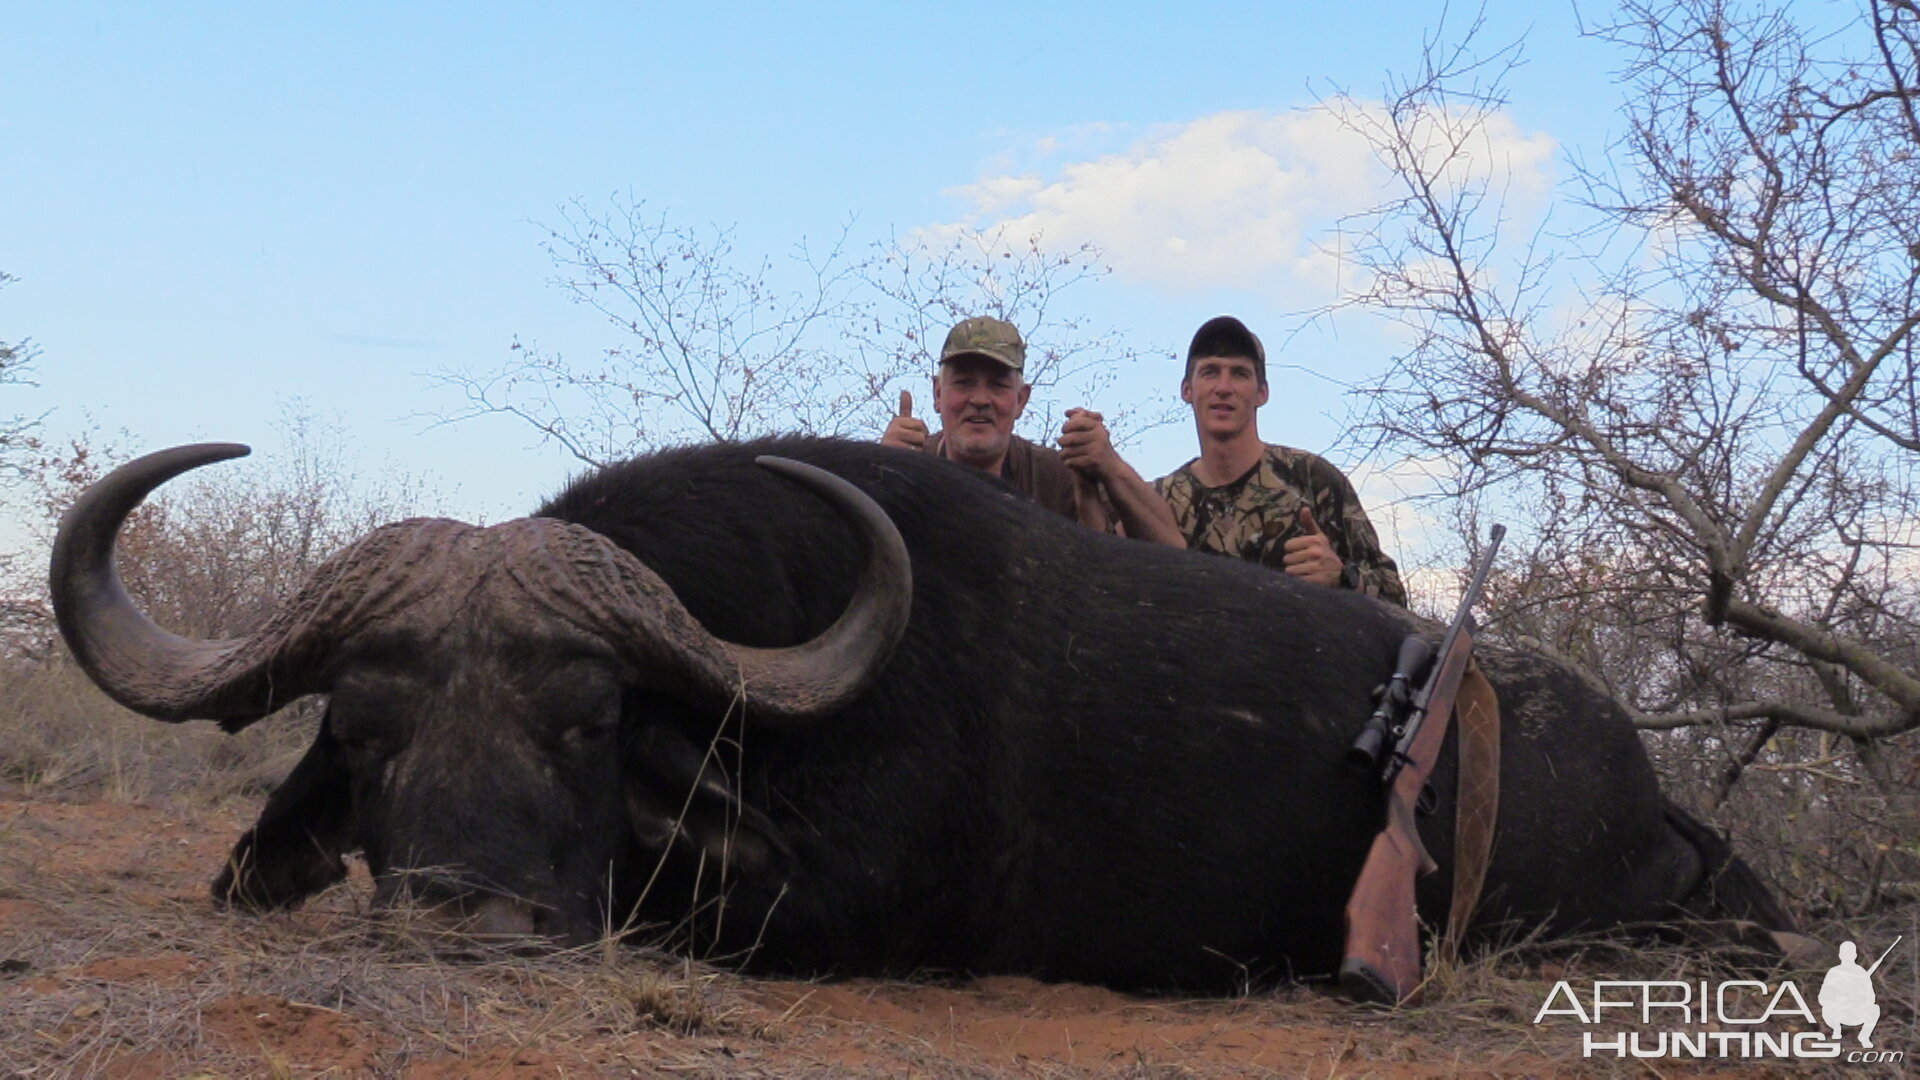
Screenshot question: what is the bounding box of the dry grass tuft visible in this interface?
[0,656,318,807]
[1360,914,1920,1078]
[0,804,778,1079]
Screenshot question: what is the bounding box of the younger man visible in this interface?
[1154,316,1407,606]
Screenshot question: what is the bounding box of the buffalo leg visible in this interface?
[1662,804,1794,929]
[212,711,355,910]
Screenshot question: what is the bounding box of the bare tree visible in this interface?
[1335,1,1920,747]
[7,407,434,652]
[0,270,47,618]
[858,227,1182,446]
[0,270,44,486]
[441,197,1173,467]
[439,196,868,465]
[1329,0,1920,918]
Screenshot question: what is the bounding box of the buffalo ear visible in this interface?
[623,724,794,890]
[213,710,356,910]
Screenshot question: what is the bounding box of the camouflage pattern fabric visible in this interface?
[1154,445,1408,607]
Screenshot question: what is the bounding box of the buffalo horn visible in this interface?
[51,445,912,731]
[548,457,912,724]
[722,456,912,722]
[48,443,316,726]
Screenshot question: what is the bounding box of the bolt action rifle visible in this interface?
[1340,524,1504,1005]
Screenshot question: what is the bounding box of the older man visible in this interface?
[1154,316,1407,606]
[882,316,1179,546]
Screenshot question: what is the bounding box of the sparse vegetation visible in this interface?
[1333,0,1920,968]
[0,269,42,489]
[0,409,432,806]
[5,4,1919,1072]
[437,209,1180,468]
[5,800,1909,1078]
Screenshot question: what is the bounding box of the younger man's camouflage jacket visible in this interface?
[1154,444,1407,607]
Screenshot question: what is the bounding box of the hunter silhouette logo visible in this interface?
[1820,937,1900,1049]
[1532,936,1906,1063]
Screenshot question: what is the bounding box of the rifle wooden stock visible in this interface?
[1339,626,1475,1005]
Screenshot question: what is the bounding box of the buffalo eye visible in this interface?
[329,717,395,762]
[536,662,622,750]
[559,716,617,751]
[326,671,409,762]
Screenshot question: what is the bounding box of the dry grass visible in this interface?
[4,795,1916,1077]
[0,656,318,807]
[0,841,768,1078]
[1376,915,1920,1078]
[2,646,1916,1076]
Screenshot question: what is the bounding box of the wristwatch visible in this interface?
[1340,562,1362,590]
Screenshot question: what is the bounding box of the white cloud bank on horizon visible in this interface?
[936,106,1558,303]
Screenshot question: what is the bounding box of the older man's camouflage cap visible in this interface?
[940,316,1026,374]
[1186,315,1266,384]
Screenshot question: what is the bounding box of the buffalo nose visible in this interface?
[463,895,540,938]
[373,873,549,944]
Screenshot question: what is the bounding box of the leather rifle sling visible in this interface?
[1439,661,1501,966]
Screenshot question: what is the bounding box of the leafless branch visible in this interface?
[1330,1,1920,760]
[438,201,1176,462]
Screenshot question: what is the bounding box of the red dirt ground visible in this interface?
[0,795,1802,1077]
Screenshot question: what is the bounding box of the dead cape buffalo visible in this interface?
[51,437,1795,991]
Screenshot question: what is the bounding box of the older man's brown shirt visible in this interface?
[923,432,1079,521]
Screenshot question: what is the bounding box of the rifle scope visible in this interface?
[1347,634,1433,770]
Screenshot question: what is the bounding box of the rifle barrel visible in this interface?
[1412,524,1505,717]
[1384,525,1505,785]
[1866,935,1902,977]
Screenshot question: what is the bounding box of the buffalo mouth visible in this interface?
[369,870,574,951]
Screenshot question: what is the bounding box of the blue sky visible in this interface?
[2,2,1623,553]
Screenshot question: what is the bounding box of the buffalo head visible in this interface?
[50,443,912,942]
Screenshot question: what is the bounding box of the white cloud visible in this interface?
[1348,452,1453,547]
[935,106,1557,303]
[959,175,1045,217]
